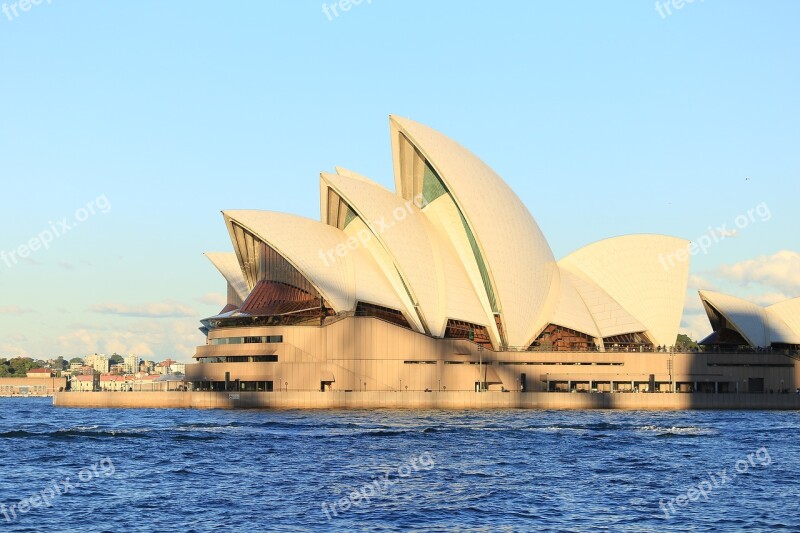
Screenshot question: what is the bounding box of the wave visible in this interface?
[637,425,715,436]
[523,423,624,432]
[0,430,40,439]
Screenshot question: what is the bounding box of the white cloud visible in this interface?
[90,300,196,318]
[56,319,203,360]
[717,250,800,295]
[682,289,704,314]
[749,292,791,306]
[56,329,147,357]
[0,306,33,314]
[680,313,712,343]
[687,274,717,291]
[195,292,226,307]
[0,342,30,357]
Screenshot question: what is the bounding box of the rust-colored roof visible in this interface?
[239,280,322,316]
[219,303,239,314]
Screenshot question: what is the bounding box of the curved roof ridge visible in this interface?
[559,234,690,347]
[321,170,488,337]
[204,252,250,301]
[389,115,559,348]
[222,210,407,317]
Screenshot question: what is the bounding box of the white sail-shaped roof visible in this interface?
[700,292,800,347]
[222,210,406,316]
[766,309,800,344]
[419,190,503,347]
[321,169,489,336]
[208,116,706,353]
[549,271,601,339]
[389,115,559,348]
[560,235,690,347]
[204,252,250,302]
[768,298,800,343]
[699,290,770,347]
[558,269,647,339]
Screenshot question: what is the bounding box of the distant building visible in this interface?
[71,374,96,392]
[99,374,134,391]
[124,354,139,374]
[154,361,169,375]
[0,377,67,397]
[75,365,94,376]
[132,374,166,391]
[84,354,109,374]
[69,362,84,372]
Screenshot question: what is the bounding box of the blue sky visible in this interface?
[1,1,798,360]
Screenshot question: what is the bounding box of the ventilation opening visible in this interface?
[355,302,412,330]
[603,332,653,352]
[444,319,492,347]
[326,189,358,229]
[530,324,597,352]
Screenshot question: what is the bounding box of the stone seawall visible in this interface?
[52,391,800,410]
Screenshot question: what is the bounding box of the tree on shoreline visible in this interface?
[0,357,47,377]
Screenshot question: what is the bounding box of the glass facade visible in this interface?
[197,355,278,363]
[422,161,448,204]
[355,302,411,329]
[210,335,283,345]
[344,206,358,228]
[457,209,498,313]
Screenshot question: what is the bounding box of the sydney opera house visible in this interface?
[186,116,800,396]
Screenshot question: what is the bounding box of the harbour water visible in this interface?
[0,398,797,532]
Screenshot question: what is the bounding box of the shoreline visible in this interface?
[52,390,800,410]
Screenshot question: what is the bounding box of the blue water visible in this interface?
[0,399,798,532]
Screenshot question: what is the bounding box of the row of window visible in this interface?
[198,355,278,363]
[0,385,47,392]
[210,335,283,345]
[498,362,624,366]
[401,361,625,366]
[191,381,275,392]
[707,363,794,368]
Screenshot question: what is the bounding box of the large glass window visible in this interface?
[422,162,448,204]
[211,335,283,345]
[198,355,278,363]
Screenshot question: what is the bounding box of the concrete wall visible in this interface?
[53,390,800,410]
[189,317,800,395]
[0,377,67,397]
